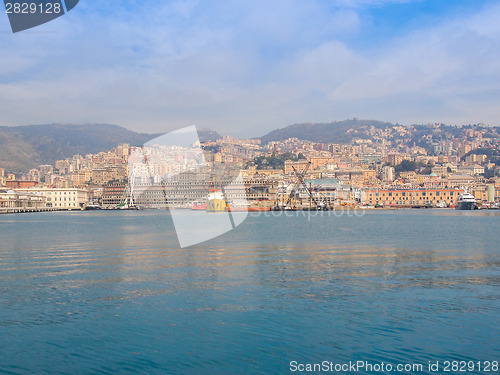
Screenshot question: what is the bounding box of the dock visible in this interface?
[0,207,59,214]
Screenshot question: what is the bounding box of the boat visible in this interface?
[206,190,226,212]
[436,201,447,208]
[226,201,250,212]
[191,201,207,210]
[247,206,271,212]
[115,183,140,210]
[85,202,102,210]
[116,203,140,210]
[455,191,478,210]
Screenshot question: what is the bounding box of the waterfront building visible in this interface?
[0,190,46,209]
[102,183,127,207]
[15,188,88,210]
[362,188,462,207]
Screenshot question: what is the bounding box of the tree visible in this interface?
[395,160,417,173]
[484,168,495,179]
[419,167,432,175]
[247,152,306,170]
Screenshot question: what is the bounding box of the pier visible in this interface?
[0,207,58,214]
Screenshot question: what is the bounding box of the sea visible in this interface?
[0,209,499,374]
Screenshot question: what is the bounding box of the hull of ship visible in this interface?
[247,207,271,212]
[227,206,249,212]
[116,205,140,210]
[191,204,207,210]
[455,201,478,210]
[85,206,102,210]
[207,199,226,212]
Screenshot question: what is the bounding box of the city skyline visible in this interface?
[1,0,500,137]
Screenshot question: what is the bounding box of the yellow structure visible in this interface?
[206,190,226,212]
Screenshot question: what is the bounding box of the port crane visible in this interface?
[291,164,323,209]
[280,162,310,209]
[274,161,329,210]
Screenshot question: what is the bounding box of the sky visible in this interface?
[1,0,500,137]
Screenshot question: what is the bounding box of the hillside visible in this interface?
[0,124,222,173]
[0,123,161,172]
[260,119,393,144]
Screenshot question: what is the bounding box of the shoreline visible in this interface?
[1,206,499,215]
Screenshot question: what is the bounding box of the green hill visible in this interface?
[260,119,393,144]
[0,124,222,173]
[0,124,223,173]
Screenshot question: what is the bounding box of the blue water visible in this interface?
[0,210,499,374]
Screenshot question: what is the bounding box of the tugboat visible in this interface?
[455,190,478,210]
[191,201,207,210]
[85,200,102,210]
[206,190,226,212]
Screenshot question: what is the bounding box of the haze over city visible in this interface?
[1,0,500,136]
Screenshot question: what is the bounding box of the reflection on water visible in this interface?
[0,210,499,374]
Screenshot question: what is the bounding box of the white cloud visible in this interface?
[0,0,499,135]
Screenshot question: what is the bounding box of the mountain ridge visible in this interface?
[0,123,221,172]
[259,119,394,144]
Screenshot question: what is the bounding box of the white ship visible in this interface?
[455,191,478,210]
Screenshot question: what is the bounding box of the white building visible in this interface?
[15,188,88,210]
[0,190,46,208]
[458,164,485,176]
[381,166,395,181]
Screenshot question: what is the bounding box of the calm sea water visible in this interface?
[0,210,499,374]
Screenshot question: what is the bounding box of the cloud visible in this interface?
[0,0,499,135]
[326,2,500,124]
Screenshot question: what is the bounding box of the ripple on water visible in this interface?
[0,211,499,374]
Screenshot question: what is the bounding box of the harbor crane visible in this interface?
[291,164,328,210]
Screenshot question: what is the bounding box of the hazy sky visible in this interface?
[1,0,499,136]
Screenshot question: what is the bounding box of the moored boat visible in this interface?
[85,202,102,210]
[191,201,207,210]
[455,191,478,210]
[207,190,226,212]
